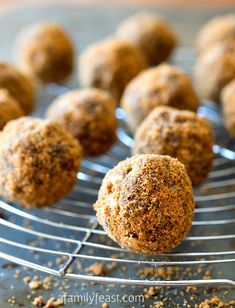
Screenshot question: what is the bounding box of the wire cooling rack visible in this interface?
[0,47,235,287]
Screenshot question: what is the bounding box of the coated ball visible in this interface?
[94,154,195,254]
[222,79,235,137]
[0,117,82,208]
[0,89,24,130]
[196,14,235,53]
[79,38,146,101]
[133,107,214,186]
[121,64,200,132]
[16,22,74,83]
[116,12,177,66]
[194,41,235,103]
[0,61,35,114]
[46,88,117,156]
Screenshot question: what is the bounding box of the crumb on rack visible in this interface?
[86,262,106,276]
[29,280,42,290]
[196,296,235,308]
[43,296,64,308]
[32,296,45,307]
[154,301,164,308]
[7,296,16,305]
[23,276,31,284]
[138,266,179,280]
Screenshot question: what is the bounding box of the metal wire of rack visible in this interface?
[0,47,235,287]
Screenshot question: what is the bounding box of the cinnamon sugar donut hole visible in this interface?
[221,79,235,137]
[46,88,117,156]
[16,22,74,83]
[0,117,82,208]
[194,41,235,103]
[196,14,235,53]
[79,38,146,101]
[0,89,24,130]
[133,107,214,186]
[94,154,195,254]
[0,61,35,114]
[121,64,200,132]
[116,12,177,66]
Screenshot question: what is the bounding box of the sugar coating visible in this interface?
[0,61,35,114]
[196,14,235,53]
[132,107,214,186]
[94,154,195,254]
[16,22,74,83]
[222,80,235,137]
[79,38,146,101]
[121,64,200,132]
[116,12,177,66]
[194,40,235,103]
[0,89,24,130]
[46,88,117,156]
[0,117,82,208]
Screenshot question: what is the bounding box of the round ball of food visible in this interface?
[79,38,146,101]
[16,22,74,83]
[121,64,200,132]
[196,14,235,53]
[194,41,235,103]
[0,117,82,208]
[221,79,235,137]
[116,12,177,66]
[94,154,195,254]
[46,88,117,156]
[133,107,214,186]
[0,89,24,130]
[0,61,35,114]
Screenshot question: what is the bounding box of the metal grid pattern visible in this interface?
[0,48,235,287]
